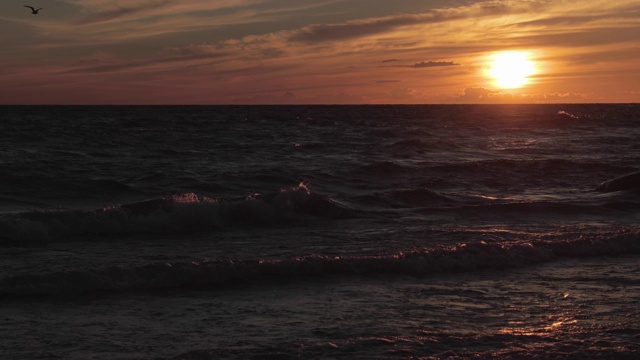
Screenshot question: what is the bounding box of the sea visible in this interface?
[0,104,638,359]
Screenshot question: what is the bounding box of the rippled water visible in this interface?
[0,104,638,359]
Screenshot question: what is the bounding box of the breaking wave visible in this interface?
[2,229,638,297]
[0,183,353,246]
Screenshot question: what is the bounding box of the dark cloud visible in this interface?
[411,61,459,68]
[559,47,640,65]
[286,2,521,43]
[382,59,400,63]
[258,47,285,59]
[511,4,640,28]
[76,1,174,26]
[511,15,599,28]
[67,40,286,75]
[76,8,139,26]
[66,49,229,74]
[288,13,434,43]
[508,27,640,48]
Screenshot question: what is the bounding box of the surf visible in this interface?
[0,183,354,246]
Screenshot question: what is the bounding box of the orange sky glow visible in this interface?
[1,0,639,104]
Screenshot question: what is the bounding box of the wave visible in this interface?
[357,161,417,175]
[0,174,141,198]
[387,139,461,151]
[450,200,640,215]
[0,183,353,246]
[594,171,640,193]
[557,110,580,120]
[351,188,640,215]
[2,230,638,297]
[431,158,631,175]
[352,159,635,191]
[353,188,455,208]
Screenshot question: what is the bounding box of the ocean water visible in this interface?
[0,104,638,359]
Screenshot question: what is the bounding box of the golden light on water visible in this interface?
[486,51,537,89]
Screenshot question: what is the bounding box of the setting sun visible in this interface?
[486,51,537,89]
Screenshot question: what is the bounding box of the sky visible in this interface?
[1,0,639,104]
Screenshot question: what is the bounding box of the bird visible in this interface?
[24,5,43,14]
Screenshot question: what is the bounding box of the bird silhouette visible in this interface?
[24,5,43,14]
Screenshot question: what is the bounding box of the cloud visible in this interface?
[66,45,231,73]
[288,13,433,43]
[511,15,603,28]
[23,0,363,53]
[558,47,640,65]
[388,86,429,103]
[61,0,270,43]
[454,87,593,104]
[3,0,638,104]
[548,28,637,47]
[230,90,368,104]
[410,61,460,68]
[291,17,404,43]
[286,1,536,43]
[72,51,118,66]
[459,87,497,101]
[75,1,174,25]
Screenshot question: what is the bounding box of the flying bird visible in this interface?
[24,5,43,14]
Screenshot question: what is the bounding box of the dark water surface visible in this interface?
[0,105,638,359]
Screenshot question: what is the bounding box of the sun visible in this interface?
[486,51,536,89]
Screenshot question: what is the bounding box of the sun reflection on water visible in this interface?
[498,314,580,337]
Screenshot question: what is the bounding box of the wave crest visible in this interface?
[0,183,352,246]
[2,230,638,297]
